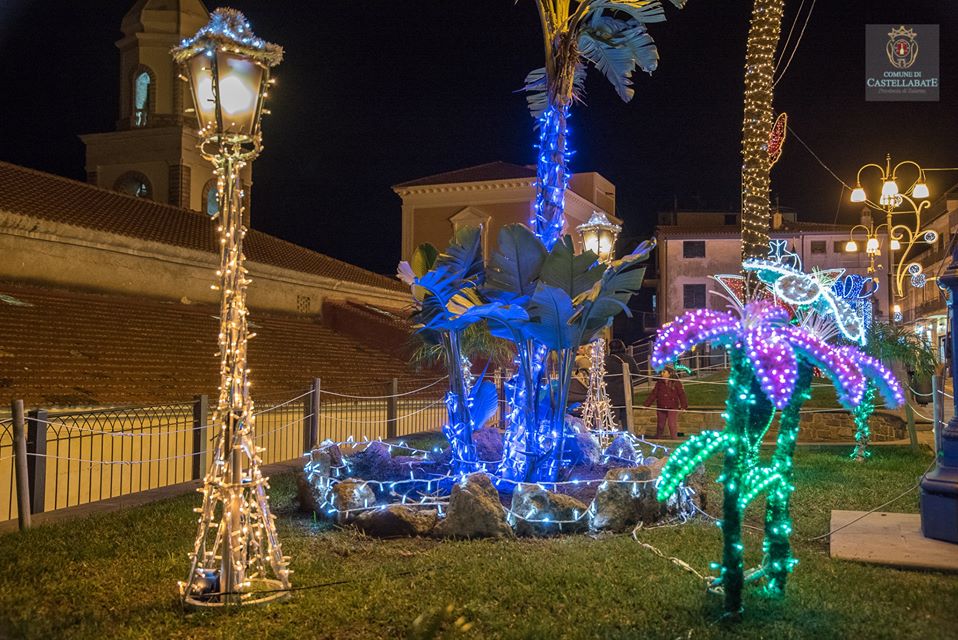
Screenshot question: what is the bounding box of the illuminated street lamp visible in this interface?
[846,154,935,298]
[173,9,288,607]
[576,211,621,265]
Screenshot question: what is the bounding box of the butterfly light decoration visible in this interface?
[712,241,867,345]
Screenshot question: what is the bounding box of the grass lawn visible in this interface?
[0,447,954,639]
[648,372,846,409]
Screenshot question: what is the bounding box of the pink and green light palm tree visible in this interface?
[653,301,903,613]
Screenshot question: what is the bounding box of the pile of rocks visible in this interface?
[297,430,704,539]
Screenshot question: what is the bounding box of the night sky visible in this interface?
[0,1,955,274]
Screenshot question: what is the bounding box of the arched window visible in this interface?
[114,172,152,200]
[132,68,153,127]
[202,179,220,217]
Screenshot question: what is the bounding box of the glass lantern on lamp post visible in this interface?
[173,8,288,607]
[576,211,621,265]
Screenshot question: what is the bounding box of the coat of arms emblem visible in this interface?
[886,25,918,69]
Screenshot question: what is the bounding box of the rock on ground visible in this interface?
[353,505,438,538]
[433,473,513,539]
[510,486,590,536]
[591,466,666,532]
[603,434,640,464]
[327,479,377,523]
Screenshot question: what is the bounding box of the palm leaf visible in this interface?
[656,431,729,501]
[435,226,484,285]
[539,235,606,298]
[578,27,637,102]
[522,284,579,351]
[485,224,547,297]
[738,466,785,510]
[595,1,667,23]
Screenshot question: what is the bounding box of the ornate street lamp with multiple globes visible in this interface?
[172,8,288,606]
[844,154,937,299]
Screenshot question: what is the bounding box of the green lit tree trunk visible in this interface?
[720,350,773,614]
[763,363,813,596]
[740,0,785,262]
[851,384,876,462]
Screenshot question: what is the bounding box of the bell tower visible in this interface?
[81,0,251,217]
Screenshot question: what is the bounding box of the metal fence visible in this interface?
[0,376,452,526]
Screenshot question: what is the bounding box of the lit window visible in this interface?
[133,71,151,127]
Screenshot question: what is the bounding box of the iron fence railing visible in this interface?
[0,376,457,526]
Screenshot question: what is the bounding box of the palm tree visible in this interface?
[652,301,900,613]
[522,0,687,249]
[848,321,938,461]
[740,0,785,261]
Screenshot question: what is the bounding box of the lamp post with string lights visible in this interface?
[172,8,289,606]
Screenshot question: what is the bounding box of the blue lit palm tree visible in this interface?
[523,0,687,249]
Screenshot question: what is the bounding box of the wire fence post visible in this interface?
[386,378,398,440]
[25,408,47,515]
[306,378,320,452]
[11,400,30,530]
[933,374,944,455]
[622,362,635,433]
[191,395,208,480]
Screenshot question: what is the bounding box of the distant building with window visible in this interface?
[653,209,892,326]
[393,162,621,260]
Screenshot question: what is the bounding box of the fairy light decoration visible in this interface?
[653,290,902,613]
[172,9,289,606]
[740,0,786,262]
[743,240,866,344]
[580,338,618,444]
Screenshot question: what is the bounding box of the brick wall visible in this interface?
[631,407,906,442]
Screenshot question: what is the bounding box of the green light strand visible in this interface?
[850,384,876,462]
[761,361,812,597]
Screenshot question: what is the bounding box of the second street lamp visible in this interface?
[172,8,287,607]
[846,154,937,299]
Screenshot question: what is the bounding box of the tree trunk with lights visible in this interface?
[740,0,785,263]
[762,362,812,597]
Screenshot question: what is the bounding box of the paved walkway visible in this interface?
[0,460,302,534]
[830,510,958,572]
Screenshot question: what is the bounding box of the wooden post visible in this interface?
[25,408,47,515]
[495,368,505,428]
[905,402,919,451]
[933,374,944,455]
[191,395,209,481]
[11,400,30,530]
[386,378,399,440]
[622,362,634,433]
[305,378,321,452]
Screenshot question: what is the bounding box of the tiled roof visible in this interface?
[393,161,536,188]
[0,161,405,293]
[0,283,417,406]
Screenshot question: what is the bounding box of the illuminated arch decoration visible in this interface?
[831,274,878,338]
